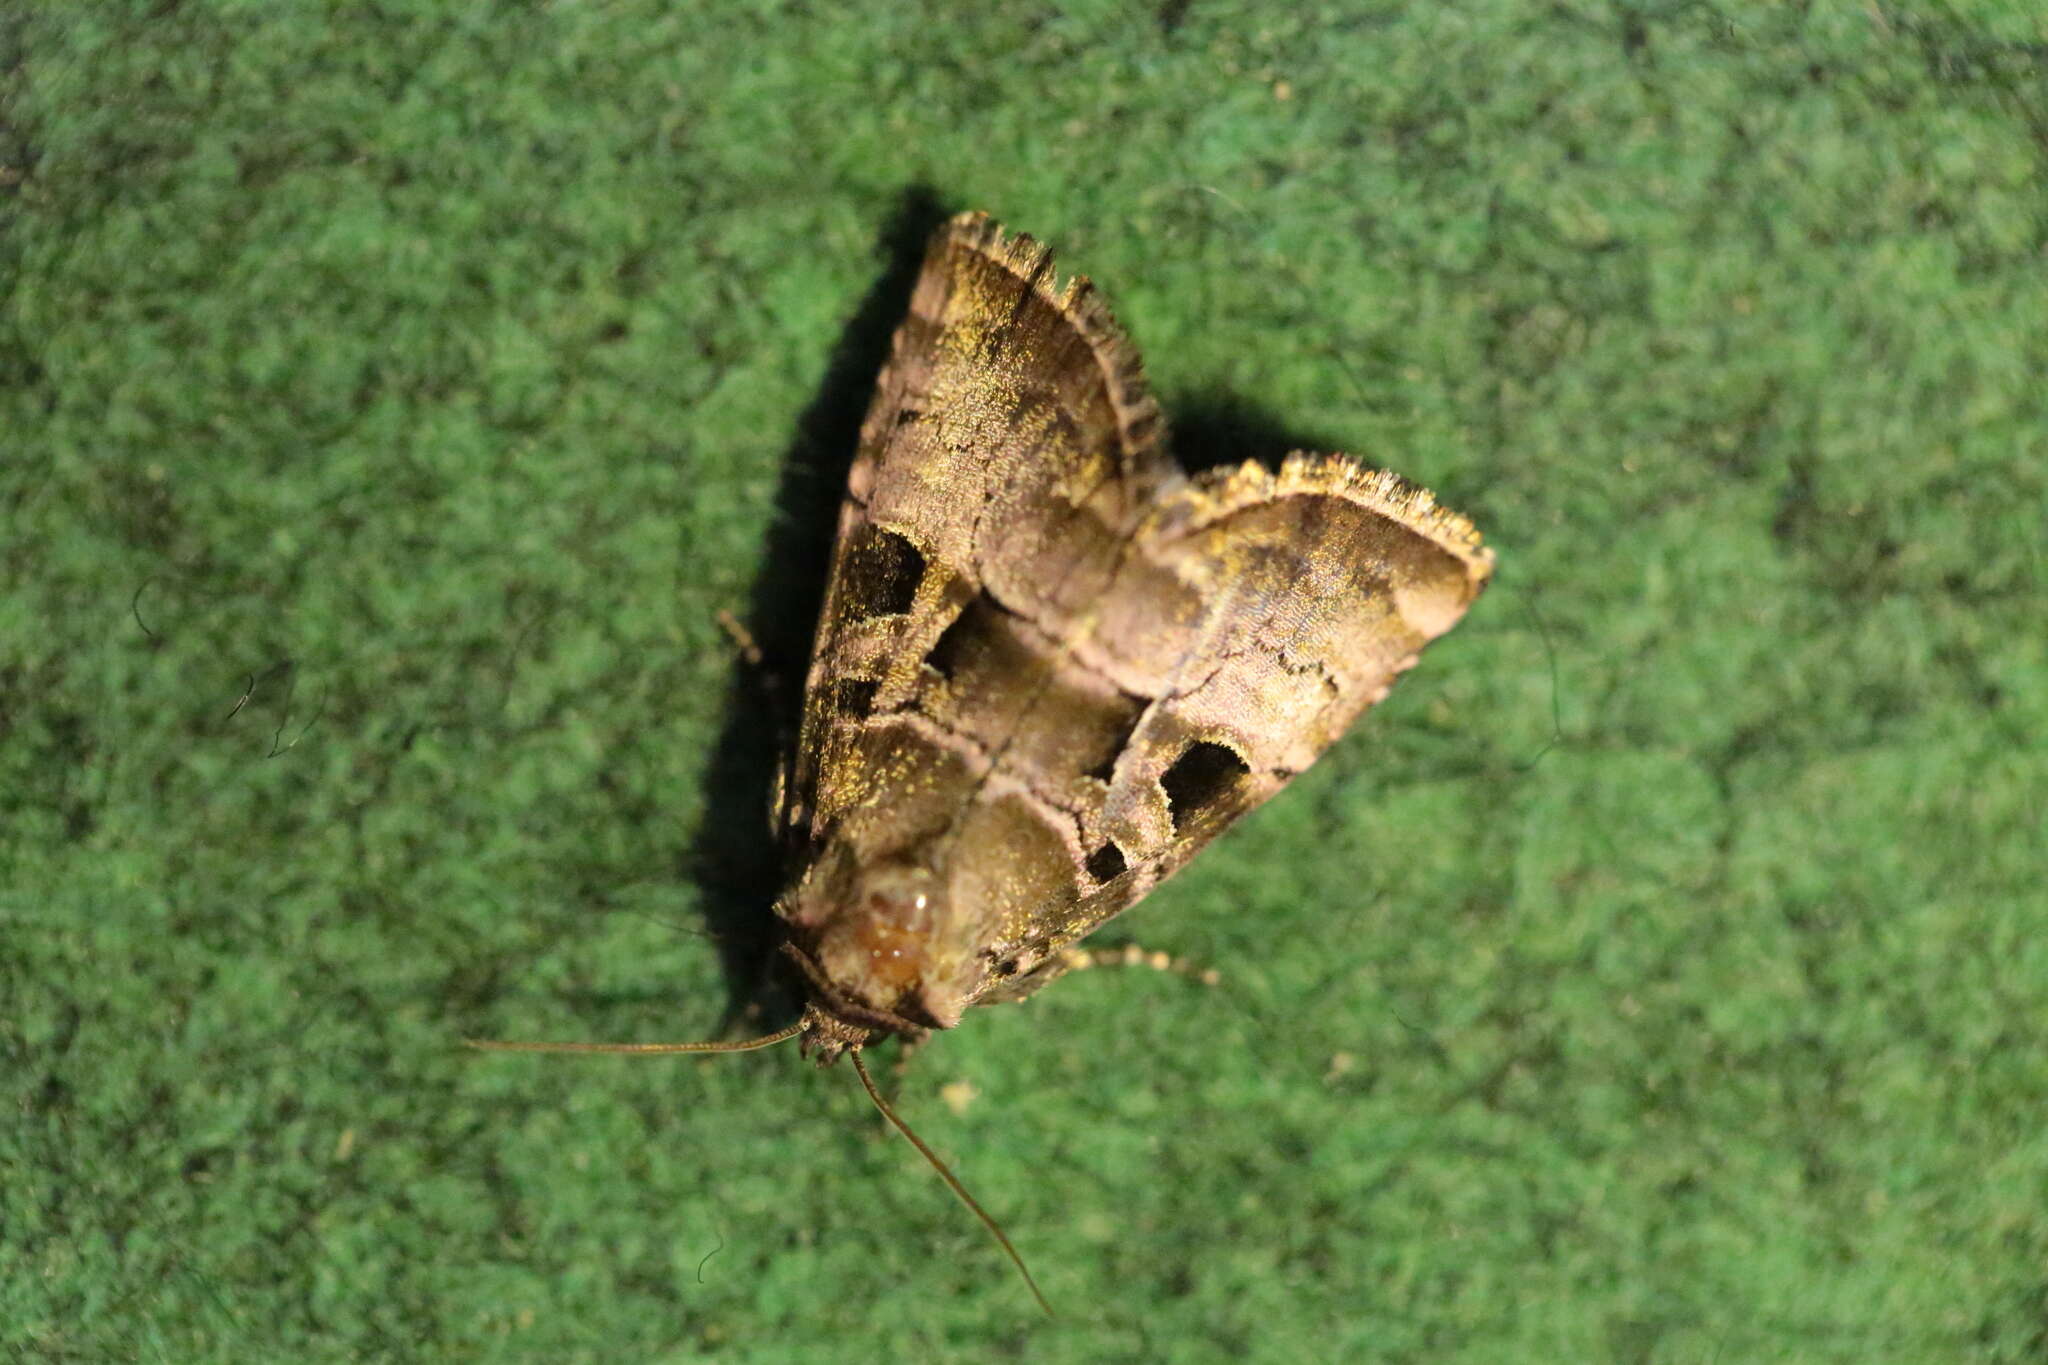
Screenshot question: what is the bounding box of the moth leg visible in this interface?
[713,607,765,667]
[714,607,795,701]
[984,943,1220,1006]
[1062,942,1221,987]
[710,607,797,834]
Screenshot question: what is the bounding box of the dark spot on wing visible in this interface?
[923,606,974,681]
[831,678,879,719]
[1085,842,1128,882]
[1160,740,1250,833]
[844,524,925,619]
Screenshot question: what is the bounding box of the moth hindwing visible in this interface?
[775,211,1495,1064]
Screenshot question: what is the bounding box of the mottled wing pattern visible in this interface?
[780,212,1179,856]
[1025,456,1494,968]
[780,212,1492,1022]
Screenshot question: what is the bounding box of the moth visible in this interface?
[477,212,1494,1310]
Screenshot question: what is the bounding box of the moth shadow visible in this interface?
[1166,392,1345,477]
[685,186,953,1028]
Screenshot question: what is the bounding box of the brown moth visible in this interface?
[476,212,1493,1309]
[776,212,1494,1062]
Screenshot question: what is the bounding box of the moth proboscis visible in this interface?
[471,211,1496,1314]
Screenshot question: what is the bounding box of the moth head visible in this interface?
[793,852,972,1033]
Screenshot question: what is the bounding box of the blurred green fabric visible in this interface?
[5,5,2043,1361]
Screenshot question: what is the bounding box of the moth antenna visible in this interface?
[849,1048,1053,1317]
[462,1021,805,1055]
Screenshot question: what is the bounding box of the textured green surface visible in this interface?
[5,4,2045,1361]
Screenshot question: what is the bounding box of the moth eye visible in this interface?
[847,524,926,619]
[993,957,1020,978]
[1160,740,1250,832]
[1084,842,1127,883]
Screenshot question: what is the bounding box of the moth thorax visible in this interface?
[814,859,955,1018]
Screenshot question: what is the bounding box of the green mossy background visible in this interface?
[5,4,2044,1360]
